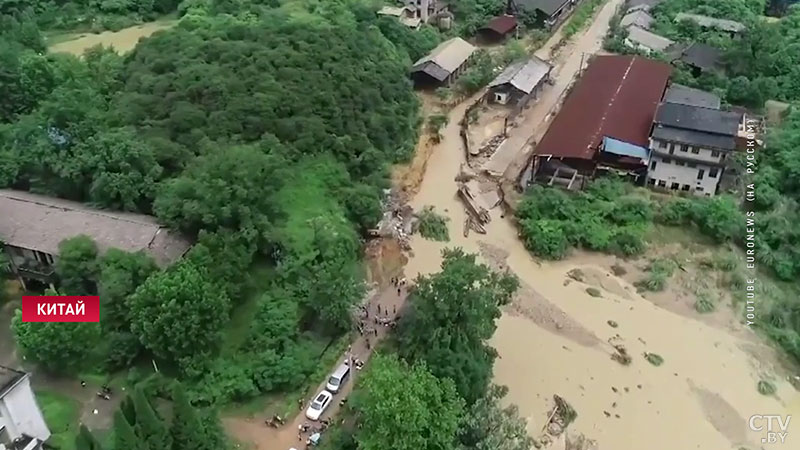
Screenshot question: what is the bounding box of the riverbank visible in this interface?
[47,19,176,55]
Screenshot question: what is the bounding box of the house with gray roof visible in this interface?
[620,10,654,29]
[411,37,476,86]
[486,56,552,107]
[664,84,721,110]
[625,25,674,53]
[0,189,191,287]
[510,0,577,28]
[626,0,663,13]
[675,13,746,35]
[647,102,743,197]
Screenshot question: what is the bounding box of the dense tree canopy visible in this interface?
[128,261,230,373]
[398,249,518,405]
[353,354,464,450]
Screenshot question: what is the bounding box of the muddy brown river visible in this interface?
[48,21,176,55]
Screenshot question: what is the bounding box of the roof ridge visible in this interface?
[587,56,636,152]
[2,194,161,229]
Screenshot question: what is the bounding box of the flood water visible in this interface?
[399,0,800,442]
[48,21,176,55]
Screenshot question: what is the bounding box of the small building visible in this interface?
[0,189,191,288]
[0,366,50,450]
[625,25,674,53]
[674,13,746,35]
[402,0,449,23]
[478,15,518,43]
[486,56,552,107]
[377,6,422,28]
[530,55,671,188]
[674,42,724,76]
[509,0,577,28]
[664,83,721,109]
[620,10,654,29]
[647,102,742,196]
[410,37,476,87]
[625,0,663,13]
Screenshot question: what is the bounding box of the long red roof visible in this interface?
[535,55,671,160]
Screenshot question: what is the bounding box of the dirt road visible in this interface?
[224,285,409,450]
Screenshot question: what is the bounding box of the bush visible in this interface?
[417,206,450,242]
[520,219,569,259]
[757,380,777,396]
[644,352,664,366]
[636,258,676,292]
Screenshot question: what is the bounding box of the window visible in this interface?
[682,184,690,191]
[691,147,700,154]
[711,150,720,158]
[709,168,718,178]
[688,162,697,168]
[671,182,680,190]
[676,160,685,166]
[648,178,656,186]
[697,169,705,180]
[696,186,704,192]
[669,146,674,154]
[663,158,672,164]
[658,180,666,188]
[679,144,687,152]
[650,160,657,170]
[660,141,667,149]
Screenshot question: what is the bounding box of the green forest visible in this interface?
[1,0,542,449]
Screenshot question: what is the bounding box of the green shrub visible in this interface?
[520,219,569,259]
[757,380,777,396]
[417,206,450,242]
[644,352,664,366]
[636,258,676,292]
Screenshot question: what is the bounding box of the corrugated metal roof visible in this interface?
[515,0,572,16]
[620,10,653,29]
[652,126,736,150]
[0,189,191,267]
[654,102,741,135]
[626,26,674,52]
[488,57,552,94]
[675,13,746,33]
[602,137,649,161]
[535,55,671,160]
[483,15,517,35]
[411,37,476,78]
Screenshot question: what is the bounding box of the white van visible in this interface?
[326,362,351,393]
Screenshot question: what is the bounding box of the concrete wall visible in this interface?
[647,153,722,196]
[651,138,727,165]
[0,377,51,442]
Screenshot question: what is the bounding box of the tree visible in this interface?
[354,354,463,450]
[459,385,533,450]
[114,410,146,450]
[98,248,159,368]
[75,424,104,450]
[133,387,171,450]
[72,127,163,211]
[171,383,212,450]
[128,261,230,372]
[398,249,518,405]
[11,310,101,373]
[56,235,99,295]
[153,145,285,238]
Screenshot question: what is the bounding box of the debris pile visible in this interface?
[458,182,492,237]
[478,135,506,156]
[370,191,417,250]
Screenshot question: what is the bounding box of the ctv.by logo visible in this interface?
[749,414,791,444]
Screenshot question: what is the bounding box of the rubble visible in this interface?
[457,183,491,225]
[477,135,506,156]
[454,163,477,182]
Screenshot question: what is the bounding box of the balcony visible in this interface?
[16,261,55,281]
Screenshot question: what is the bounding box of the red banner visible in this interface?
[21,296,100,322]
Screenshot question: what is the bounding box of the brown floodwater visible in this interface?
[48,21,176,56]
[400,0,800,447]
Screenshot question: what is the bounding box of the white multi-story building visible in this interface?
[0,367,50,450]
[646,87,742,197]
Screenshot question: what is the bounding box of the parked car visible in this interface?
[305,390,333,421]
[326,362,351,393]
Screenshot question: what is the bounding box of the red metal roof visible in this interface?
[483,15,517,35]
[535,55,671,161]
